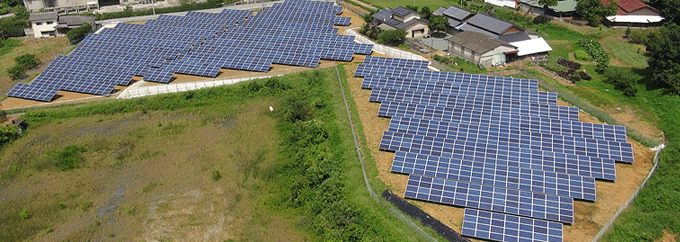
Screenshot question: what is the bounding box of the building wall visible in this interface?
[31,20,58,38]
[405,22,429,38]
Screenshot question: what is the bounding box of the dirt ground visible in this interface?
[344,60,655,242]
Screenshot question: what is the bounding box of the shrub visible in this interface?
[50,145,86,171]
[67,22,91,44]
[604,68,638,96]
[14,53,39,70]
[574,50,591,61]
[211,170,221,181]
[7,65,25,80]
[378,29,407,46]
[19,208,30,219]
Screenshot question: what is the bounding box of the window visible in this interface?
[35,22,43,25]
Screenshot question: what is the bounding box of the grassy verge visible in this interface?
[0,68,427,241]
[605,40,648,68]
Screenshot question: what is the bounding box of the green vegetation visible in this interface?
[575,0,617,26]
[606,40,648,68]
[578,39,609,73]
[574,49,591,61]
[50,145,86,171]
[67,22,92,44]
[379,29,407,46]
[211,170,222,181]
[0,39,21,56]
[18,208,30,220]
[646,23,680,95]
[1,69,428,241]
[429,15,447,33]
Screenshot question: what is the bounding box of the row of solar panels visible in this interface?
[355,56,635,241]
[8,0,371,102]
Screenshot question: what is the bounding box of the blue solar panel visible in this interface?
[405,174,574,223]
[462,209,563,242]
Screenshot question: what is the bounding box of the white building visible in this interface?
[29,12,58,38]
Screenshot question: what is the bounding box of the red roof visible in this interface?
[601,0,653,15]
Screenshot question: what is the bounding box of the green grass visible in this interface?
[0,68,431,241]
[606,40,649,68]
[0,39,23,56]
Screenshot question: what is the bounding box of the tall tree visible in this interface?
[420,6,432,20]
[429,15,447,33]
[646,23,680,95]
[649,0,680,25]
[576,0,617,26]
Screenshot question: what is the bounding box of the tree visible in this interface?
[14,54,39,70]
[539,0,558,16]
[649,0,680,25]
[67,22,92,44]
[646,23,680,95]
[575,0,616,26]
[429,15,447,33]
[379,29,407,46]
[420,6,431,20]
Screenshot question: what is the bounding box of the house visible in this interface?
[22,0,98,14]
[518,0,578,17]
[29,12,96,38]
[455,13,524,38]
[29,12,58,38]
[372,6,430,38]
[447,31,518,68]
[485,0,519,8]
[432,6,473,35]
[55,15,96,35]
[601,0,664,27]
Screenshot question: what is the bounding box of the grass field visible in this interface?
[0,37,70,96]
[605,40,649,68]
[0,68,433,241]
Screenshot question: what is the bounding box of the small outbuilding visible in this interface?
[447,31,518,68]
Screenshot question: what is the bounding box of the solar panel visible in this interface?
[392,151,597,201]
[380,131,618,181]
[462,209,563,242]
[405,174,574,223]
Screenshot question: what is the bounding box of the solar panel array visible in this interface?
[8,0,372,102]
[354,56,635,241]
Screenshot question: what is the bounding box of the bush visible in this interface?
[574,50,591,61]
[378,29,407,46]
[14,53,39,70]
[604,68,638,96]
[7,65,25,80]
[50,145,86,171]
[19,208,30,220]
[67,22,91,44]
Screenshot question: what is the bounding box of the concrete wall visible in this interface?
[31,19,58,38]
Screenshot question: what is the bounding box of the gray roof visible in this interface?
[448,18,462,27]
[456,22,500,38]
[447,31,515,54]
[442,6,472,20]
[498,31,531,42]
[29,12,58,22]
[396,18,428,29]
[433,7,447,16]
[465,13,515,35]
[392,6,416,18]
[58,15,96,27]
[372,8,392,22]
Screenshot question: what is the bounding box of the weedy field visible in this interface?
[0,67,430,241]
